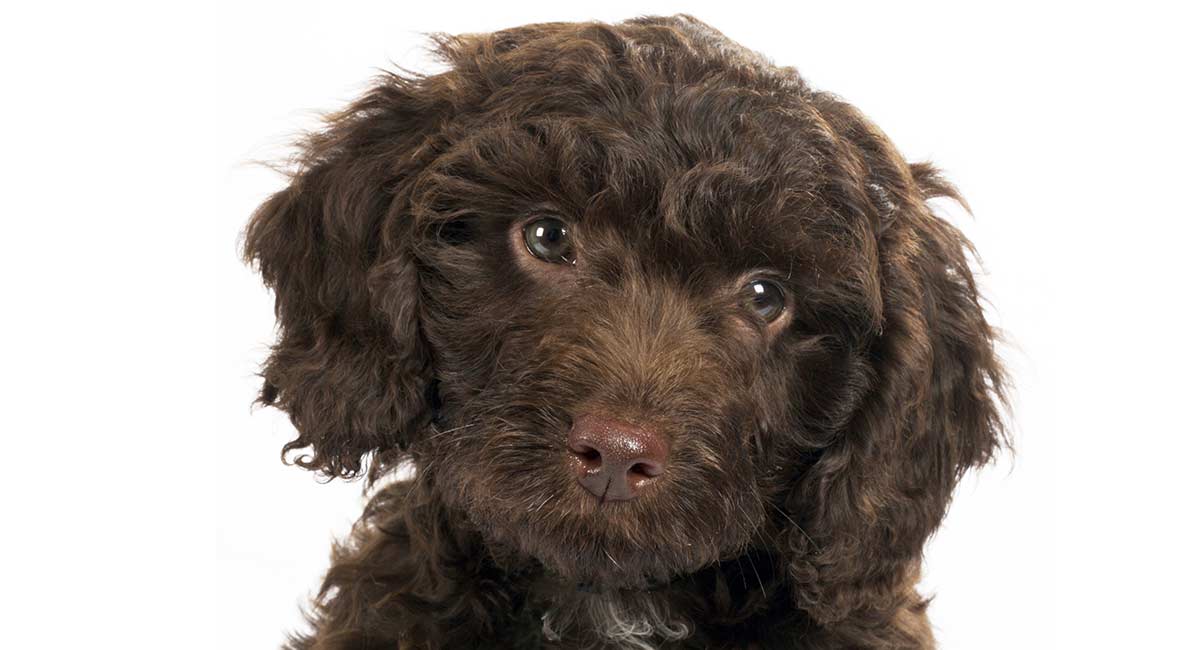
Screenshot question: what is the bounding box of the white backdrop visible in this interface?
[4,2,1197,649]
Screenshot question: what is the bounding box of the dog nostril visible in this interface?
[629,461,662,479]
[570,442,603,468]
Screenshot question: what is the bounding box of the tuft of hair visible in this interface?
[541,589,691,650]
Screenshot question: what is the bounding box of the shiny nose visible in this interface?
[567,414,668,502]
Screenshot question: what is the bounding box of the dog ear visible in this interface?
[243,75,443,480]
[783,150,1008,624]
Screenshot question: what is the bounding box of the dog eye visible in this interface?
[744,279,786,322]
[523,217,574,264]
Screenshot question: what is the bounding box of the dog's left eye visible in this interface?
[744,279,787,322]
[523,217,575,265]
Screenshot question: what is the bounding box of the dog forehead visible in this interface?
[411,111,870,283]
[563,120,863,276]
[410,19,883,278]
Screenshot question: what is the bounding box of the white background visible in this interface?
[2,1,1197,648]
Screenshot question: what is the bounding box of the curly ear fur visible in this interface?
[244,74,445,479]
[784,99,1008,631]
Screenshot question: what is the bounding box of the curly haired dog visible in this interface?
[243,14,1007,650]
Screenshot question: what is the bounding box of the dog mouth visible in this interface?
[473,488,740,589]
[571,572,681,594]
[432,409,765,587]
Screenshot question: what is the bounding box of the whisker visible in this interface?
[768,501,818,548]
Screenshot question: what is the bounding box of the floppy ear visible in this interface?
[784,152,1008,624]
[243,75,443,480]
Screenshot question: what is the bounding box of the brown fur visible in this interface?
[243,14,1007,649]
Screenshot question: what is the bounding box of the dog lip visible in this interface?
[572,574,678,593]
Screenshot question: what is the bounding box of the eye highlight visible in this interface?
[744,279,787,322]
[522,217,574,265]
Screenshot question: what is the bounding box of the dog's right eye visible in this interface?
[522,217,575,265]
[744,278,787,323]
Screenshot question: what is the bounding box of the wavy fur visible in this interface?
[244,14,1007,649]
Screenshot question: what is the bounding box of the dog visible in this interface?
[243,14,1007,650]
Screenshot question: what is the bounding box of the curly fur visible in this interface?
[244,14,1007,649]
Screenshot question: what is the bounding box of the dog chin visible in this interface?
[531,533,716,591]
[542,551,685,591]
[473,518,697,590]
[455,476,738,589]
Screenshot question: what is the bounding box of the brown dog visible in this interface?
[244,14,1006,649]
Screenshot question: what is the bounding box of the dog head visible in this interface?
[244,14,1006,623]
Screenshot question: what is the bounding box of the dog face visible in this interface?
[245,15,1005,617]
[415,126,815,586]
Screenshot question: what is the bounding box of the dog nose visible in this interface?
[567,414,668,502]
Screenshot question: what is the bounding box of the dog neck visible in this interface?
[522,548,786,649]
